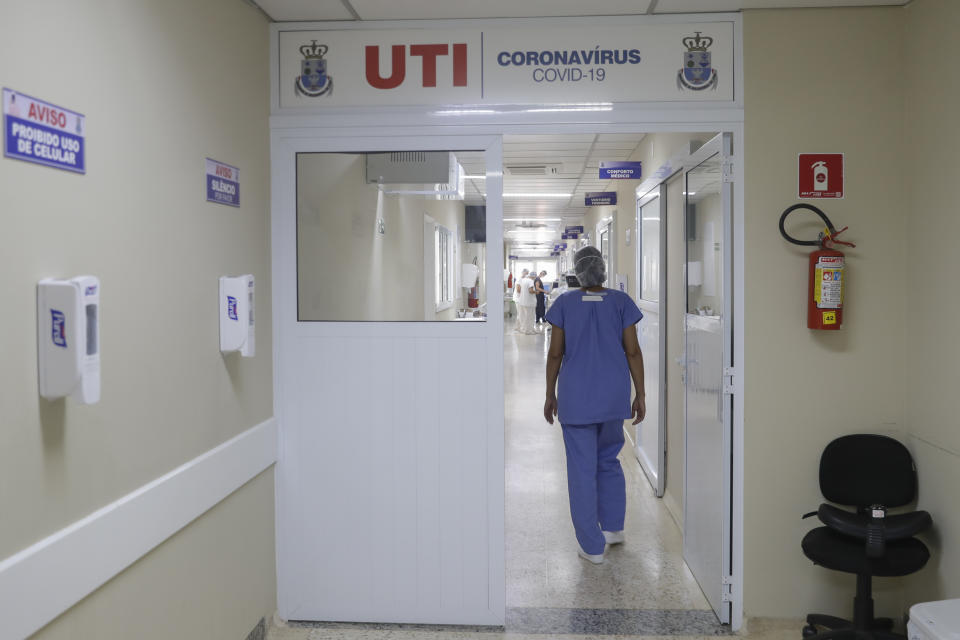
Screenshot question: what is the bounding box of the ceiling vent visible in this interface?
[506,163,562,176]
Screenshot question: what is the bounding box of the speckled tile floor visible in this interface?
[267,327,803,640]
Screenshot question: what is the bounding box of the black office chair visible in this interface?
[801,434,932,640]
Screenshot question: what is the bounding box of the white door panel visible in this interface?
[635,306,662,494]
[274,135,504,625]
[682,133,733,624]
[635,192,666,497]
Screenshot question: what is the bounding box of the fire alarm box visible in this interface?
[219,275,255,357]
[37,276,101,403]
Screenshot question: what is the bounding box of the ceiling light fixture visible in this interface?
[433,109,498,116]
[524,105,614,113]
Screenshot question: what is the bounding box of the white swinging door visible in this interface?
[634,188,667,497]
[682,133,735,624]
[272,132,505,625]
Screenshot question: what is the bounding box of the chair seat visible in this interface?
[802,527,929,577]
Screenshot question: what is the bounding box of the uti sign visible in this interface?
[366,44,468,89]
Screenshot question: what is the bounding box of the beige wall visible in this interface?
[35,470,275,640]
[901,0,960,605]
[743,7,907,618]
[297,153,467,322]
[0,1,275,637]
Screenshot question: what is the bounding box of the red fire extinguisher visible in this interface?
[779,204,856,331]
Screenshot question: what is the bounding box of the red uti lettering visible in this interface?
[365,43,468,89]
[366,45,406,89]
[216,166,233,179]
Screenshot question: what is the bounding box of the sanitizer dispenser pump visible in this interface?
[37,276,101,404]
[219,275,255,357]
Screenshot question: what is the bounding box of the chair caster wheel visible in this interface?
[802,624,818,638]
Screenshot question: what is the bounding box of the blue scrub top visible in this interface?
[545,289,643,425]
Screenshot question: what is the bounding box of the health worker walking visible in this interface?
[543,246,646,564]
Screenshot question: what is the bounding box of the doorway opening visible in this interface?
[272,128,743,632]
[500,131,734,633]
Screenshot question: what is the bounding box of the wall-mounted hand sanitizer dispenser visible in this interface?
[219,275,254,357]
[37,276,101,404]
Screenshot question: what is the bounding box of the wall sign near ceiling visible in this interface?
[585,191,617,206]
[3,88,85,174]
[276,21,735,110]
[599,161,642,179]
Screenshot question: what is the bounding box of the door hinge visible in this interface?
[722,367,736,395]
[722,159,735,183]
[721,575,734,603]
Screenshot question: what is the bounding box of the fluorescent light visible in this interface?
[433,103,612,116]
[524,105,613,113]
[464,175,486,180]
[503,193,571,198]
[504,218,562,222]
[433,109,498,116]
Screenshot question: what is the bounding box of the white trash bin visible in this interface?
[909,599,960,640]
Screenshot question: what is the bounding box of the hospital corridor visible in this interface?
[4,1,960,639]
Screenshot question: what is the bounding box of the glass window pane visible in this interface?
[639,197,661,302]
[297,151,487,321]
[686,154,723,317]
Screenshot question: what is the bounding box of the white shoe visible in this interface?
[577,548,605,564]
[603,530,625,545]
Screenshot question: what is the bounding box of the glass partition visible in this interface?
[297,151,488,321]
[638,196,661,303]
[685,154,723,317]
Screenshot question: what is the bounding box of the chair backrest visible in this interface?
[820,434,917,508]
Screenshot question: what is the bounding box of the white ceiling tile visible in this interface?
[506,134,596,144]
[596,133,646,142]
[259,0,910,23]
[591,141,641,151]
[652,0,907,12]
[346,0,654,20]
[257,0,355,21]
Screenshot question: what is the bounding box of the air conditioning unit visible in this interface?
[365,151,464,200]
[506,163,563,176]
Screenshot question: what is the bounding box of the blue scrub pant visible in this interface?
[560,420,626,555]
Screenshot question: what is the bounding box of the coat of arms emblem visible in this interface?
[296,40,333,97]
[677,32,718,91]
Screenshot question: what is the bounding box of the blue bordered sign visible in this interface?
[3,89,85,174]
[585,191,617,206]
[599,161,642,180]
[206,158,240,207]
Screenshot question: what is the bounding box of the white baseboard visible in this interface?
[0,418,278,640]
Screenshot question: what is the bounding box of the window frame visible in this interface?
[434,222,457,312]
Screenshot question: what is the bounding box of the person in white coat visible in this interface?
[517,271,538,334]
[513,269,529,331]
